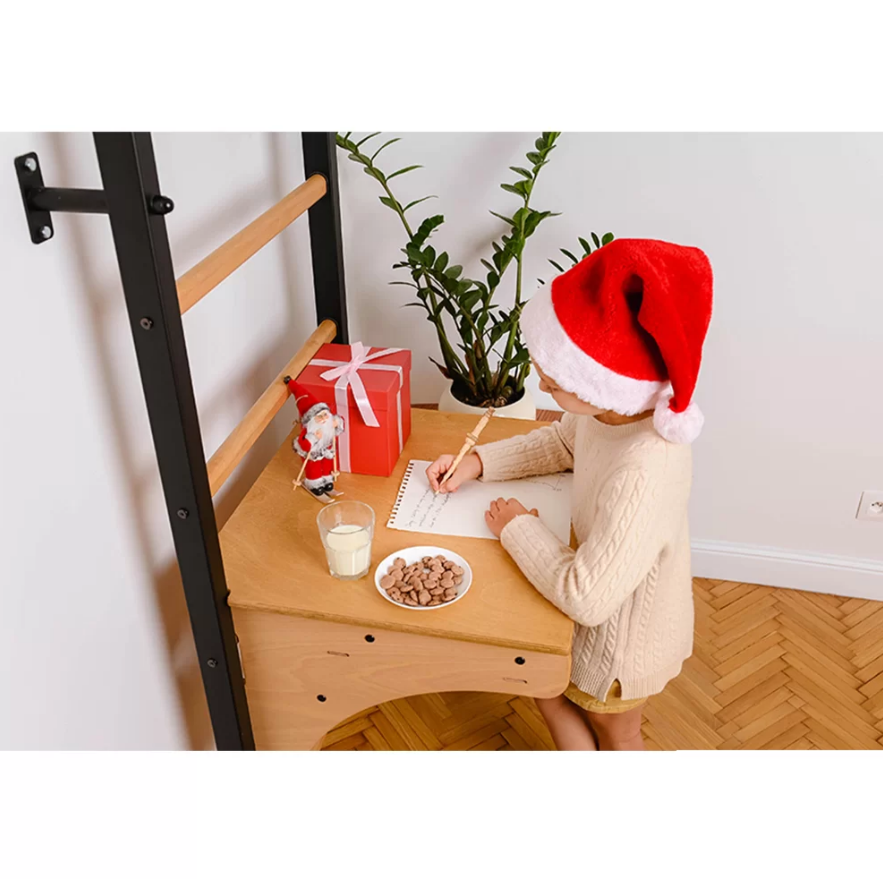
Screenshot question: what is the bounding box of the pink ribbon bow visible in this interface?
[317,342,404,428]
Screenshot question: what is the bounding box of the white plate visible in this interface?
[374,546,472,611]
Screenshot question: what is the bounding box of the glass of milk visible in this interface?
[317,501,375,580]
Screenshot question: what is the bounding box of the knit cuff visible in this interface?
[500,513,571,581]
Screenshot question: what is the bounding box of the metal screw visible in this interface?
[39,226,52,240]
[317,694,327,702]
[24,157,37,172]
[515,657,526,665]
[149,194,175,215]
[364,635,375,643]
[139,317,154,330]
[207,658,218,668]
[177,508,189,520]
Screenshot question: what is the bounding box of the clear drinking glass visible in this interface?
[317,501,375,581]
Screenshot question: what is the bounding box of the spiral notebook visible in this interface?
[387,459,573,543]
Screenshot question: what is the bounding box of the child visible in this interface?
[426,238,713,751]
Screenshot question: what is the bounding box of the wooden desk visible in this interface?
[221,409,573,749]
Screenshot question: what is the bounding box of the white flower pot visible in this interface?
[437,381,537,420]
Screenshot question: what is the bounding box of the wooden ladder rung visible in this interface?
[177,174,327,315]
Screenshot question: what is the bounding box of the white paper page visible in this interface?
[388,460,573,543]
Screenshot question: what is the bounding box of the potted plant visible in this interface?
[336,132,612,418]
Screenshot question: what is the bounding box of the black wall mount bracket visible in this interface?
[14,151,174,245]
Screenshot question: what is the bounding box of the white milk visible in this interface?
[324,523,372,578]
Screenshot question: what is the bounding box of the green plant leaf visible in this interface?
[487,270,500,289]
[526,151,543,165]
[412,214,444,246]
[463,291,482,311]
[434,252,449,273]
[480,259,495,273]
[348,154,366,164]
[388,281,419,288]
[446,264,463,279]
[400,302,426,309]
[500,183,521,196]
[548,259,565,273]
[601,232,615,245]
[403,195,437,212]
[355,132,381,148]
[561,248,579,265]
[510,166,533,179]
[537,278,545,286]
[509,349,531,366]
[379,195,400,211]
[591,232,601,248]
[489,210,515,225]
[423,245,436,266]
[387,165,423,180]
[371,137,400,162]
[579,237,592,256]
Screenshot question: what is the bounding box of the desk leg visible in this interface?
[232,609,571,751]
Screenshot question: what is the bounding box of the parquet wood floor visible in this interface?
[321,579,883,750]
[323,408,883,749]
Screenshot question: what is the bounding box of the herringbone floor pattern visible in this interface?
[321,579,883,750]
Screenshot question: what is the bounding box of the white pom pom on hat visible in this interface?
[520,238,713,444]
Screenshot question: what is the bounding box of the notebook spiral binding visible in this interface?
[388,460,415,525]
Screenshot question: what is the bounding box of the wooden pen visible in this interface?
[436,407,495,494]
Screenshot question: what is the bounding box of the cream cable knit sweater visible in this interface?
[474,413,694,701]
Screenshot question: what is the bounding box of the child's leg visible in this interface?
[583,705,646,751]
[535,695,597,751]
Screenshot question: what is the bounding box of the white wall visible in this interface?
[1,133,315,749]
[339,133,883,596]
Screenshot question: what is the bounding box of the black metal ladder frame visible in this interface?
[16,132,349,750]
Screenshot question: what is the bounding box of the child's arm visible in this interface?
[473,412,577,483]
[496,453,679,627]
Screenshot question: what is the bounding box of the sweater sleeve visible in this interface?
[473,413,577,482]
[498,464,668,627]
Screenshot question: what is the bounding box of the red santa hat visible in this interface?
[286,378,330,425]
[520,238,713,444]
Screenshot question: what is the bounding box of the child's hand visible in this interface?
[426,452,483,493]
[485,497,539,538]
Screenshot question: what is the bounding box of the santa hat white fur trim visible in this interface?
[653,392,704,444]
[521,283,670,416]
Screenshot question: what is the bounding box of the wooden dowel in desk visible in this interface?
[177,174,327,315]
[206,320,337,495]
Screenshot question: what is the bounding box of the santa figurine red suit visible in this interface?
[285,377,346,501]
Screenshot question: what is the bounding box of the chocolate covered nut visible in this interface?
[418,589,431,606]
[379,575,395,590]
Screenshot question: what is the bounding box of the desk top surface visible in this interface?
[220,409,573,656]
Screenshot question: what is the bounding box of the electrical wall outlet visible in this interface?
[856,491,883,521]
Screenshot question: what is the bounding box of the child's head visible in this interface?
[533,360,608,417]
[521,238,713,443]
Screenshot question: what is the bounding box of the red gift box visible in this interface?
[296,342,411,477]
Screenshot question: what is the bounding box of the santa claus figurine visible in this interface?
[285,377,346,501]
